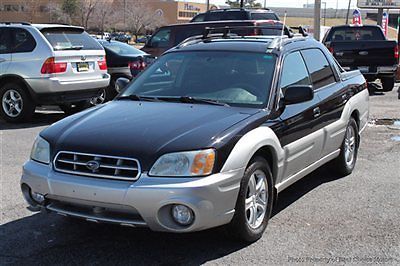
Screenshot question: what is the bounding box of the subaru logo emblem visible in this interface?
[81,56,86,61]
[86,160,100,171]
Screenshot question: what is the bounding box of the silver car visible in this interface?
[0,22,110,122]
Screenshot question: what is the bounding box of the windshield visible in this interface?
[121,51,276,108]
[42,28,102,50]
[101,41,145,55]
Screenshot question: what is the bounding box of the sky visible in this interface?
[194,0,358,9]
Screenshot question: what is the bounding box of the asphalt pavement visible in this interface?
[0,88,399,265]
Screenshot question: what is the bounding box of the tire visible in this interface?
[331,118,359,176]
[225,156,274,242]
[107,78,119,100]
[381,77,395,92]
[89,88,107,106]
[0,82,35,123]
[59,101,90,115]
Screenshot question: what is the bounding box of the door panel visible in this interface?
[273,51,324,180]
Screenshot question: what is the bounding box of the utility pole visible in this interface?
[240,0,244,8]
[377,8,383,26]
[206,0,209,11]
[345,0,351,24]
[264,0,267,8]
[314,0,321,41]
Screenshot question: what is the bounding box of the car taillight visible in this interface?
[394,45,399,60]
[98,59,107,70]
[129,61,146,70]
[40,57,67,74]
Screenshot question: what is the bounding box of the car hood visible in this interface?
[42,101,260,171]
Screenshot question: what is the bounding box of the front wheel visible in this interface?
[225,156,274,242]
[381,77,395,92]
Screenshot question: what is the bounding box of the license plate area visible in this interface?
[77,62,89,72]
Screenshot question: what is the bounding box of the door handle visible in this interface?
[313,107,321,118]
[0,58,6,63]
[359,51,368,56]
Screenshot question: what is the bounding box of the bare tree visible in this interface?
[125,0,166,40]
[92,1,118,34]
[79,0,99,29]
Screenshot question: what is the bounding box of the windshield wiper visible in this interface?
[116,94,160,102]
[177,96,230,107]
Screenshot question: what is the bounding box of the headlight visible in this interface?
[149,149,215,177]
[30,136,50,164]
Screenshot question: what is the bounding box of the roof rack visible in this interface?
[0,21,31,26]
[201,25,303,39]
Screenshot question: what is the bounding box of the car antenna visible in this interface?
[279,11,287,51]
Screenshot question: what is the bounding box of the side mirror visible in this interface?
[283,85,314,105]
[115,77,130,93]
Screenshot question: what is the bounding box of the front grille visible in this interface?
[54,151,141,181]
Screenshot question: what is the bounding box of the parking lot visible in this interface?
[0,87,398,265]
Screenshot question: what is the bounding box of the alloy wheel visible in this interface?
[245,169,268,229]
[2,89,23,118]
[90,88,106,105]
[344,125,356,167]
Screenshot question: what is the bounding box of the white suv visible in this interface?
[0,22,110,122]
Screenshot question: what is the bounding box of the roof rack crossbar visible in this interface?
[202,25,299,39]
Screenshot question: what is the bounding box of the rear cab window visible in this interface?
[250,12,279,21]
[205,11,248,21]
[148,28,171,48]
[301,49,336,90]
[41,27,103,50]
[326,26,385,41]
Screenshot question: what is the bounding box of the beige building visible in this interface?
[0,0,223,25]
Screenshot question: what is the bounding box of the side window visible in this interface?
[280,51,311,91]
[11,28,36,53]
[0,29,11,54]
[174,28,203,45]
[149,28,171,48]
[301,49,336,90]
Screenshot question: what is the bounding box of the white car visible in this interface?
[0,22,110,122]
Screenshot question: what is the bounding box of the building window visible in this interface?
[4,5,20,12]
[178,11,198,18]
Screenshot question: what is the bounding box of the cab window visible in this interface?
[301,49,336,90]
[280,51,312,91]
[149,28,171,48]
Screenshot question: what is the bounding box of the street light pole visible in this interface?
[345,0,351,24]
[314,0,321,41]
[206,0,209,11]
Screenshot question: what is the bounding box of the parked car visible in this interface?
[0,22,110,122]
[111,32,131,43]
[21,32,369,242]
[191,8,280,22]
[136,35,151,44]
[94,39,155,104]
[322,24,398,92]
[142,20,290,56]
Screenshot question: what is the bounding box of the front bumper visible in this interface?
[21,160,243,232]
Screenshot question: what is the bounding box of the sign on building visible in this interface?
[358,0,400,9]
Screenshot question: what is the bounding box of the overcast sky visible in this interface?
[202,0,358,9]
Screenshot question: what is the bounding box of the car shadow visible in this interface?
[0,166,345,265]
[0,109,66,130]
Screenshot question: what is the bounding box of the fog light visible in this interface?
[31,191,45,204]
[171,204,194,226]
